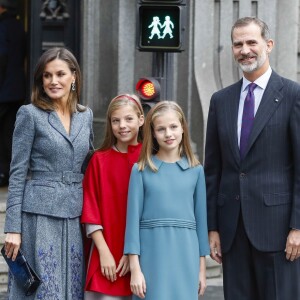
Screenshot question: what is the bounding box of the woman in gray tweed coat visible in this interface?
[3,47,94,299]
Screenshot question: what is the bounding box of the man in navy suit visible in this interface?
[0,0,26,186]
[205,17,300,299]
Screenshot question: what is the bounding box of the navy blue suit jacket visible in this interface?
[205,71,300,253]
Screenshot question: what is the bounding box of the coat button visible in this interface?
[235,195,240,201]
[240,173,246,178]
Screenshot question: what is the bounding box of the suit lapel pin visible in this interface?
[274,98,279,103]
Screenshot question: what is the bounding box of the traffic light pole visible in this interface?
[152,52,174,100]
[137,0,186,103]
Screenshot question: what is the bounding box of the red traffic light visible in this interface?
[136,77,160,100]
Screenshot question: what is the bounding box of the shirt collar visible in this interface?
[242,66,272,92]
[152,155,190,170]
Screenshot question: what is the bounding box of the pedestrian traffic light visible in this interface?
[136,77,161,114]
[137,0,186,52]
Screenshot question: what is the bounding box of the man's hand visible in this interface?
[285,229,300,261]
[209,231,222,264]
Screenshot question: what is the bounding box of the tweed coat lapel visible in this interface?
[225,80,243,166]
[243,71,284,158]
[48,111,71,142]
[48,110,84,144]
[69,111,84,143]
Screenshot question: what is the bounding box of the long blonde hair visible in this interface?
[99,94,144,151]
[138,101,199,172]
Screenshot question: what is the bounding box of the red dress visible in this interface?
[81,144,142,296]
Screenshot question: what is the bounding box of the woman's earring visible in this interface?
[71,81,76,91]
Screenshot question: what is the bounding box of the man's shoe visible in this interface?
[0,173,9,187]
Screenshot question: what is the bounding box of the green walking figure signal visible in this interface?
[137,0,186,52]
[161,16,174,39]
[148,15,174,40]
[148,16,162,39]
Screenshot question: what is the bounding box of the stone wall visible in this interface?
[81,0,300,156]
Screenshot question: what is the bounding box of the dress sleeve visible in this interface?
[124,164,144,255]
[4,106,35,233]
[194,166,210,256]
[81,154,103,225]
[85,224,103,237]
[81,108,94,174]
[88,107,94,151]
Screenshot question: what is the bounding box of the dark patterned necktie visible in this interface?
[240,83,257,159]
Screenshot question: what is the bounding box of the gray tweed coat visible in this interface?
[4,103,93,299]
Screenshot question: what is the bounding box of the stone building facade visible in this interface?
[80,0,299,157]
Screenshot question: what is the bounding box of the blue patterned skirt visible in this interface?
[7,212,85,299]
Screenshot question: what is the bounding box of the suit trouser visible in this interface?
[222,214,300,300]
[0,102,21,175]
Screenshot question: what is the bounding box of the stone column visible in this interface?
[274,0,299,80]
[80,0,101,111]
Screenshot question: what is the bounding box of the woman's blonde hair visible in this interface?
[138,101,199,172]
[31,47,84,113]
[99,94,144,151]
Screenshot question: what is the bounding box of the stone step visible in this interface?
[0,188,8,293]
[0,203,5,214]
[0,234,5,247]
[0,260,7,275]
[206,256,222,278]
[0,260,8,294]
[0,188,7,205]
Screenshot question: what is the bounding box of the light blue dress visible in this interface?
[124,156,210,300]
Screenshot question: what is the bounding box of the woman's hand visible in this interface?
[129,254,146,298]
[198,256,207,296]
[198,271,207,296]
[5,233,21,261]
[91,229,117,282]
[99,247,117,282]
[116,255,130,277]
[130,268,146,299]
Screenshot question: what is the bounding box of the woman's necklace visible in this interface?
[113,144,133,171]
[114,144,126,153]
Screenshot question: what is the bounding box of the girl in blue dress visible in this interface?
[124,101,210,299]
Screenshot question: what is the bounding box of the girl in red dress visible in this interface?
[81,94,144,300]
